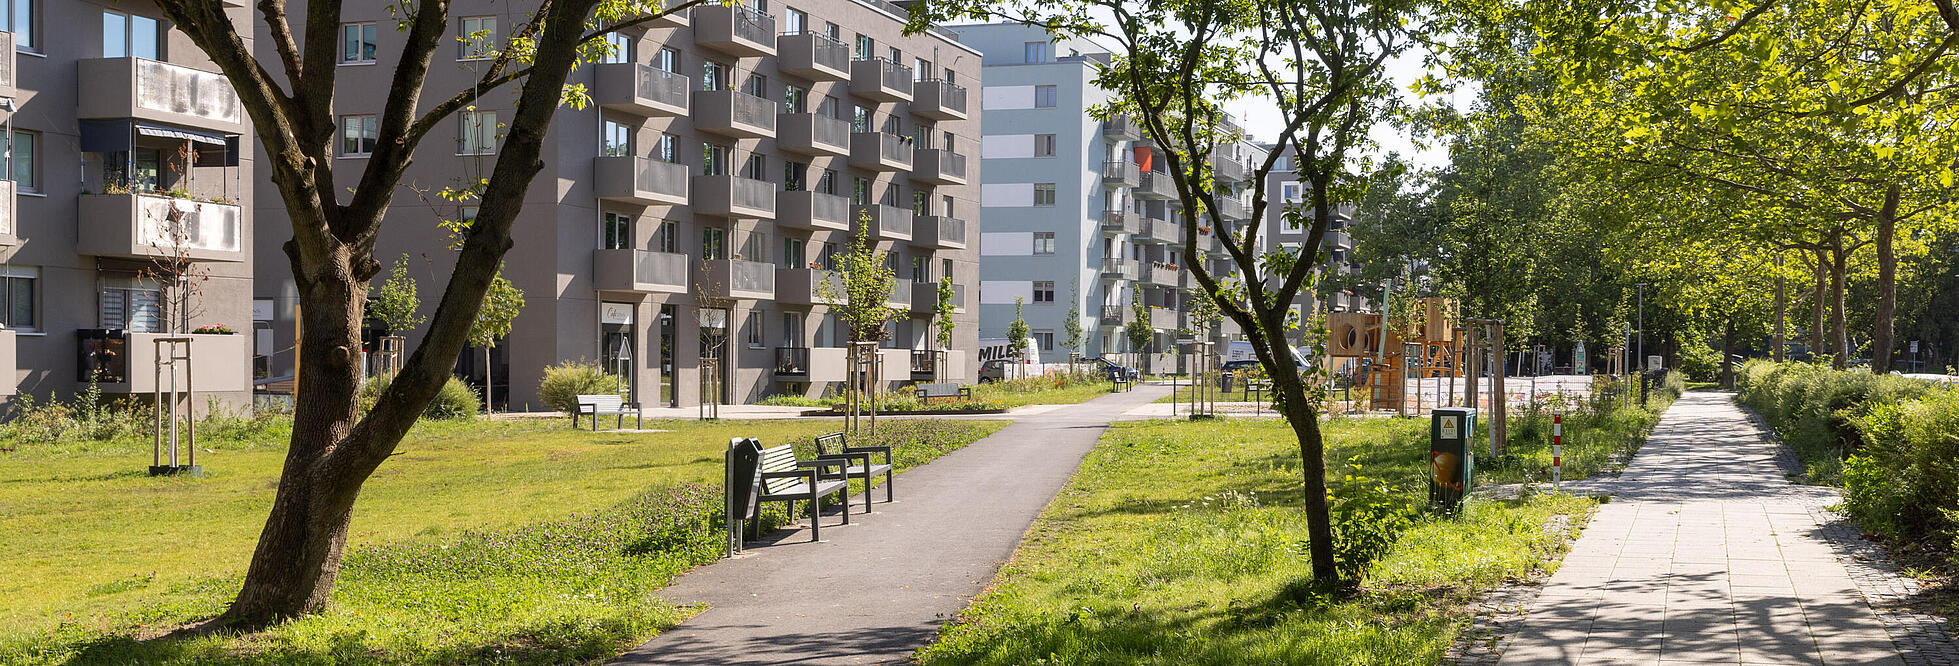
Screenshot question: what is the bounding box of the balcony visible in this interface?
[77,331,250,393]
[696,259,776,300]
[593,63,689,118]
[911,79,968,120]
[1326,230,1353,249]
[853,204,911,241]
[1139,218,1181,245]
[776,267,844,306]
[694,5,776,57]
[850,132,913,172]
[849,58,913,102]
[777,113,849,156]
[1103,114,1142,141]
[775,346,848,381]
[1149,307,1178,330]
[78,58,244,135]
[909,282,965,314]
[77,194,243,262]
[1098,305,1128,327]
[0,328,12,396]
[0,181,14,245]
[778,32,849,81]
[1216,196,1249,221]
[908,349,937,379]
[1142,262,1184,288]
[693,89,777,139]
[691,175,775,219]
[648,5,690,28]
[593,249,688,294]
[911,215,966,249]
[1099,258,1138,281]
[1102,161,1139,189]
[776,191,850,232]
[593,157,688,206]
[1101,210,1139,236]
[1135,171,1177,199]
[910,148,967,185]
[0,32,14,99]
[1330,291,1353,310]
[883,279,910,309]
[1212,154,1249,182]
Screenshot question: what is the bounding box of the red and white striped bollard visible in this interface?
[1552,411,1563,489]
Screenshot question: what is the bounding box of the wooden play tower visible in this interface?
[1326,298,1461,413]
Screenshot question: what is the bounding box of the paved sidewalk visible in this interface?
[612,384,1172,665]
[1501,392,1900,665]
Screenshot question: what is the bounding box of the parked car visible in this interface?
[977,358,1013,383]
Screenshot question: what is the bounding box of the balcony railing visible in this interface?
[695,4,777,57]
[1326,230,1353,249]
[693,89,777,138]
[77,331,250,393]
[78,58,245,134]
[1140,218,1181,244]
[850,57,913,102]
[778,32,849,81]
[850,132,913,171]
[593,63,689,117]
[777,113,849,156]
[1135,171,1177,199]
[1216,196,1249,221]
[911,148,967,185]
[0,329,12,397]
[775,267,843,305]
[909,282,965,313]
[1142,262,1184,288]
[1099,258,1138,280]
[1099,305,1126,326]
[1212,154,1249,182]
[776,190,850,231]
[691,175,775,219]
[1149,307,1177,330]
[883,279,911,308]
[0,180,13,242]
[1101,210,1139,236]
[909,349,936,376]
[911,79,968,120]
[593,249,688,294]
[697,258,776,300]
[774,347,811,377]
[593,157,688,206]
[911,215,966,249]
[1102,161,1139,189]
[0,31,14,98]
[854,204,911,241]
[77,193,243,262]
[1103,114,1142,140]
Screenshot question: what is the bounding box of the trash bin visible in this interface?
[1429,407,1477,511]
[724,437,764,555]
[1220,371,1234,393]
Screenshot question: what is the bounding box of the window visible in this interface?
[656,221,678,253]
[341,115,377,156]
[602,31,631,64]
[887,46,902,63]
[911,256,928,282]
[820,242,838,270]
[656,47,680,73]
[702,227,727,259]
[851,177,870,205]
[941,195,954,218]
[459,16,496,59]
[783,237,805,268]
[0,267,35,330]
[854,34,872,60]
[2,0,36,50]
[702,143,730,176]
[103,11,159,60]
[1034,133,1056,157]
[459,110,497,154]
[784,161,807,191]
[913,57,930,81]
[1033,329,1055,350]
[1034,85,1058,108]
[745,313,764,348]
[656,133,677,162]
[1024,41,1049,63]
[743,73,767,97]
[784,84,806,114]
[702,61,728,90]
[912,190,928,215]
[817,169,837,195]
[824,22,841,42]
[340,22,377,63]
[742,153,767,180]
[852,105,871,133]
[1033,183,1057,207]
[100,279,163,333]
[784,7,807,34]
[601,120,631,157]
[602,212,632,250]
[3,130,35,190]
[1033,232,1056,256]
[941,258,952,283]
[782,312,804,347]
[943,67,956,83]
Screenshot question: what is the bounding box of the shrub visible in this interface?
[1328,465,1419,578]
[360,373,480,420]
[537,360,622,413]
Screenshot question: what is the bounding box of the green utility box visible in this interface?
[1430,407,1477,510]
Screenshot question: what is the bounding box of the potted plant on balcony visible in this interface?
[192,323,237,335]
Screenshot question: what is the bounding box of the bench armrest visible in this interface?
[759,469,817,484]
[843,445,892,465]
[795,458,849,471]
[575,404,598,414]
[815,452,870,468]
[623,402,641,410]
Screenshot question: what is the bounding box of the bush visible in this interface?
[360,373,480,420]
[537,360,622,413]
[1328,466,1419,578]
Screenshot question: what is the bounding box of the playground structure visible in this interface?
[1326,297,1474,415]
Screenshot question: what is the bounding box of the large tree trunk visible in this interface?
[1810,249,1827,359]
[1254,315,1334,583]
[1871,185,1899,373]
[1829,239,1850,370]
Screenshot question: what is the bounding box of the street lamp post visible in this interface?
[1637,282,1646,370]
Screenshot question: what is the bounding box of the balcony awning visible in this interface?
[136,122,229,146]
[80,120,239,166]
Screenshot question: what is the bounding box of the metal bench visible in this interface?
[574,393,641,430]
[1112,374,1133,391]
[745,437,851,543]
[913,382,971,405]
[814,432,894,513]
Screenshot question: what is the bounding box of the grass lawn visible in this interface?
[914,416,1597,665]
[1151,383,1271,404]
[0,417,1005,664]
[971,378,1120,407]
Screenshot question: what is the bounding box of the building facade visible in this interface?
[950,22,1255,371]
[1260,144,1365,344]
[0,0,258,410]
[251,0,983,409]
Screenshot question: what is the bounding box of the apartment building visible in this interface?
[950,22,1254,371]
[1261,143,1364,344]
[0,0,257,409]
[251,0,982,409]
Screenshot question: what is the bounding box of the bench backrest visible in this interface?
[917,382,962,397]
[758,444,803,495]
[577,394,624,411]
[815,432,845,457]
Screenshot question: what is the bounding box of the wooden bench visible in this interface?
[574,394,641,431]
[747,438,851,542]
[815,432,894,513]
[913,382,971,404]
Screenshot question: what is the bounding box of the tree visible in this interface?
[467,269,525,413]
[151,0,697,627]
[1124,289,1153,375]
[935,275,956,379]
[1062,279,1084,363]
[1008,296,1031,372]
[367,254,425,333]
[818,213,904,416]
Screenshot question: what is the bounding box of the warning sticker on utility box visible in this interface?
[1439,416,1459,440]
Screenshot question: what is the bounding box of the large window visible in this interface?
[1033,329,1055,351]
[1033,183,1057,207]
[1034,85,1058,108]
[1033,282,1055,304]
[340,22,377,63]
[702,143,730,176]
[1024,41,1049,63]
[656,221,677,253]
[601,119,631,157]
[102,11,159,59]
[655,133,677,162]
[853,34,872,60]
[459,110,497,154]
[1,0,36,50]
[702,61,728,91]
[783,161,807,191]
[458,16,497,59]
[1033,232,1056,256]
[784,84,806,114]
[602,31,631,64]
[851,177,870,205]
[602,212,632,250]
[702,227,727,260]
[341,115,377,157]
[100,280,163,333]
[1034,134,1056,157]
[0,267,35,330]
[3,130,35,190]
[783,7,807,34]
[782,237,805,268]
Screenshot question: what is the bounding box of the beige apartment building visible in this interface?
[251,0,982,409]
[0,0,258,410]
